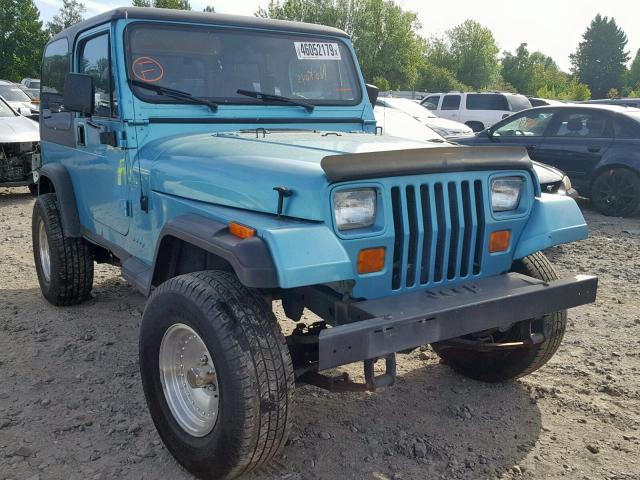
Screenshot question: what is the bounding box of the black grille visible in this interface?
[390,180,485,290]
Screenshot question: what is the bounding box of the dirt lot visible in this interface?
[0,186,638,480]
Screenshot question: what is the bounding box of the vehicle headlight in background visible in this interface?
[557,175,572,196]
[491,177,523,212]
[334,188,377,230]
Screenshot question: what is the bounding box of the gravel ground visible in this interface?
[0,186,638,480]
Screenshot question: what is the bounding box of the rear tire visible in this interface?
[432,252,566,382]
[32,193,94,305]
[590,167,640,217]
[139,271,294,479]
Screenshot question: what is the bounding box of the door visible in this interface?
[536,109,614,188]
[72,30,131,236]
[488,109,557,160]
[439,94,461,121]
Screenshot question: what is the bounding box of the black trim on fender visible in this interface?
[321,146,533,182]
[152,214,279,291]
[38,163,82,237]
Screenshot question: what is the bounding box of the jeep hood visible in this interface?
[145,131,435,221]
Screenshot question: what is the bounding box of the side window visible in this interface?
[614,116,639,138]
[493,111,554,138]
[441,94,461,110]
[422,95,440,110]
[79,33,117,117]
[549,111,612,138]
[41,38,71,130]
[466,94,509,111]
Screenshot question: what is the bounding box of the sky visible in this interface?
[34,0,640,72]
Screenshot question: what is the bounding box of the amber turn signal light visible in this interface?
[489,230,511,253]
[357,247,386,274]
[229,222,255,239]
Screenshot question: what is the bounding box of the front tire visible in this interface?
[32,193,94,305]
[590,167,640,217]
[139,271,294,480]
[432,252,567,382]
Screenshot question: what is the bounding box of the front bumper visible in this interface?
[318,272,597,370]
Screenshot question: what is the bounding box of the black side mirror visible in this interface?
[63,73,94,115]
[365,83,379,107]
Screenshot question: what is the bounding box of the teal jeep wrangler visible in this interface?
[32,8,597,479]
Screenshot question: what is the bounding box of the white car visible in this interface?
[0,80,39,114]
[377,97,474,138]
[0,96,39,190]
[374,107,447,143]
[421,92,532,132]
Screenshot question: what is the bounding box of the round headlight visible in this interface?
[334,188,376,230]
[491,177,523,212]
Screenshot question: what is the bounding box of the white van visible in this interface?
[421,92,532,132]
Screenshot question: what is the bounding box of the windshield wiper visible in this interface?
[236,89,314,112]
[130,79,218,112]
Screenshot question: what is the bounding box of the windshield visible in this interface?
[0,98,16,117]
[126,23,361,106]
[0,85,31,102]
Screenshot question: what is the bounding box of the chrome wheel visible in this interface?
[38,219,51,283]
[159,323,219,437]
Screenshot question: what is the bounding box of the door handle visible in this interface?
[77,125,86,146]
[587,146,601,153]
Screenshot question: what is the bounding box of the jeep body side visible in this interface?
[32,8,597,479]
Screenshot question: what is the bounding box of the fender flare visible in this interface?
[38,163,82,237]
[152,214,279,289]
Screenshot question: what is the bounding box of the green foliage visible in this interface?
[0,0,48,81]
[607,88,619,99]
[133,0,192,9]
[257,0,424,89]
[416,62,468,93]
[203,5,215,12]
[445,20,500,89]
[47,0,85,36]
[537,78,591,101]
[570,14,630,99]
[372,76,390,91]
[501,43,560,95]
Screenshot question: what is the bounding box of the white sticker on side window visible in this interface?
[294,42,341,60]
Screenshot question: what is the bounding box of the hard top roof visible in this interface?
[48,7,350,45]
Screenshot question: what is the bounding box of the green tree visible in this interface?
[133,0,192,9]
[203,5,215,12]
[416,63,468,93]
[257,0,424,89]
[570,14,629,99]
[47,0,85,36]
[446,20,499,89]
[627,49,640,93]
[0,0,48,81]
[501,43,560,95]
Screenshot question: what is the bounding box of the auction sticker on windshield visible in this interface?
[294,42,341,60]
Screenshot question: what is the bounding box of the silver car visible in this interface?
[0,80,39,114]
[0,97,39,191]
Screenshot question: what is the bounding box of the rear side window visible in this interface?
[422,95,440,110]
[614,115,640,138]
[466,94,509,111]
[41,38,71,130]
[506,94,532,112]
[549,111,612,138]
[78,33,118,117]
[441,94,460,110]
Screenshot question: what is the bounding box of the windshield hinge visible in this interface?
[125,118,149,126]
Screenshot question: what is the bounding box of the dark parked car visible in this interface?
[452,105,640,216]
